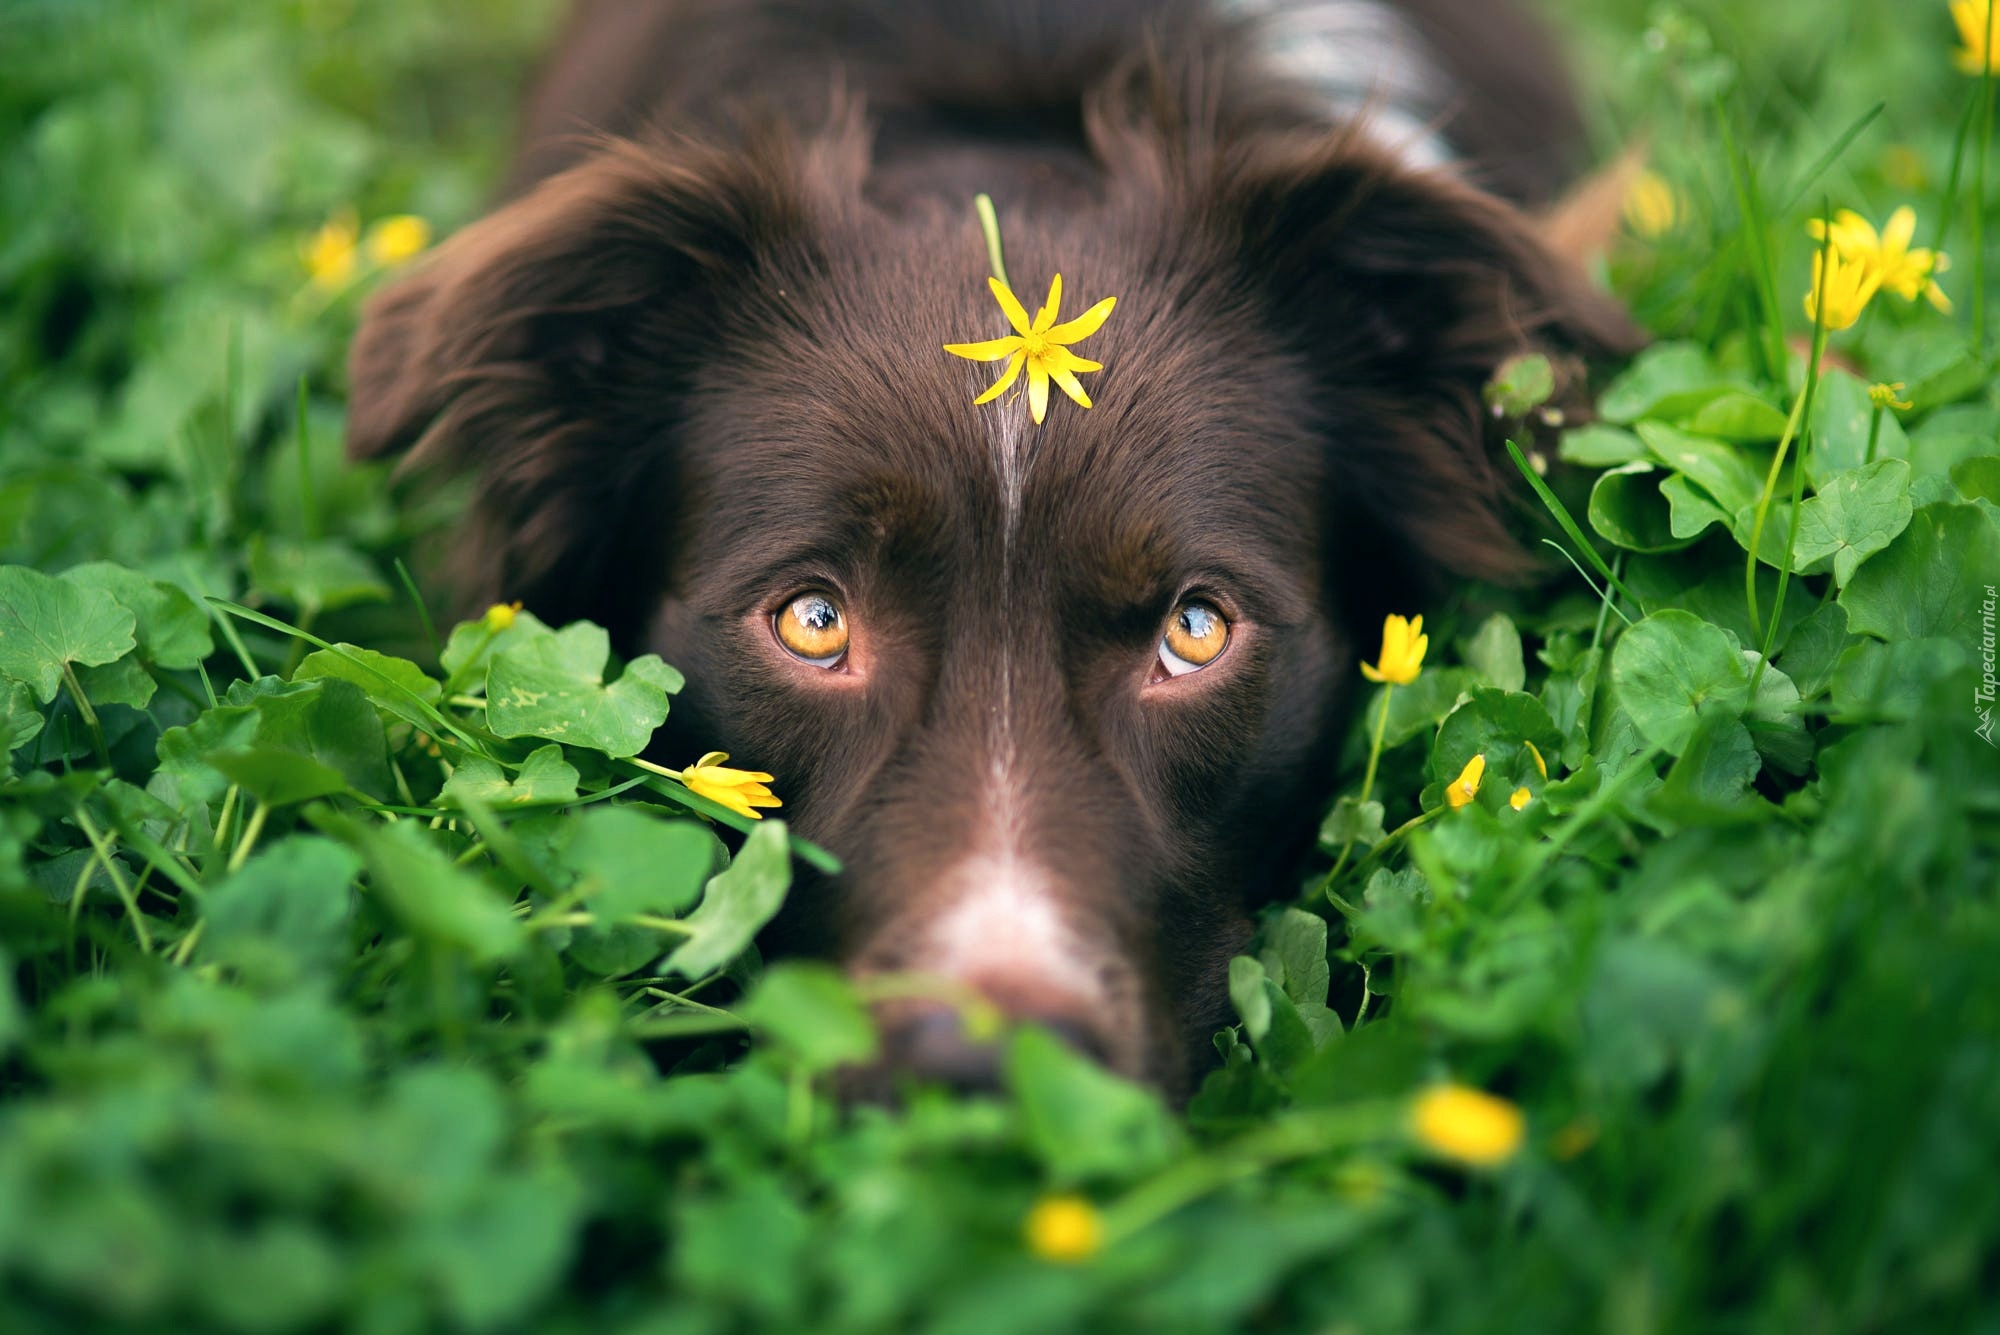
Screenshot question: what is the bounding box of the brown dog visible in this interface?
[347,0,1639,1094]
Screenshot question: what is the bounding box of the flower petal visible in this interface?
[989,277,1033,335]
[1049,365,1092,410]
[1881,205,1916,255]
[1028,358,1050,425]
[944,335,1025,362]
[1033,273,1063,332]
[1046,346,1104,375]
[1043,295,1117,344]
[973,349,1028,405]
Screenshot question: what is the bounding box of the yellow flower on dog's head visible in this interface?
[681,752,782,821]
[1360,614,1428,685]
[944,274,1116,425]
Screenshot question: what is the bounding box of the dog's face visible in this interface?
[348,116,1635,1092]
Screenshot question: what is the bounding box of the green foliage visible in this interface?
[2,0,1997,1332]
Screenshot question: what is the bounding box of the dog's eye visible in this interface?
[1159,599,1229,676]
[774,592,850,667]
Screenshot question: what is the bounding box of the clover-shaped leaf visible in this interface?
[0,565,136,703]
[486,623,683,758]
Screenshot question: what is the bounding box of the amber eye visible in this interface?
[1159,599,1229,676]
[774,592,850,667]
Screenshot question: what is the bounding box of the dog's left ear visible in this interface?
[1216,136,1645,589]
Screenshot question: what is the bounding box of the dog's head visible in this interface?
[348,105,1637,1093]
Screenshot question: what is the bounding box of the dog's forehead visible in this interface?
[690,221,1323,556]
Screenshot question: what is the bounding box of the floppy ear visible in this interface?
[1215,135,1644,597]
[346,129,842,637]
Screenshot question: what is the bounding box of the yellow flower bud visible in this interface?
[365,214,432,266]
[1412,1083,1524,1167]
[484,601,521,631]
[1445,754,1486,810]
[1509,786,1532,811]
[1024,1195,1102,1263]
[1360,614,1428,685]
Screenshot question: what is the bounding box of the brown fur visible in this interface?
[349,0,1641,1093]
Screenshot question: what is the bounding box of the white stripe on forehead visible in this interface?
[1216,0,1456,171]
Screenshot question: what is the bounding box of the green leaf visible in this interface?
[1776,601,1851,700]
[1841,502,2000,643]
[207,747,351,805]
[1609,611,1751,756]
[346,819,524,962]
[1007,1025,1177,1181]
[1682,391,1789,442]
[1659,472,1731,541]
[231,677,393,801]
[1597,342,1740,424]
[487,622,683,758]
[1317,796,1385,851]
[562,803,716,920]
[1590,462,1696,552]
[1230,954,1274,1041]
[663,820,792,979]
[1636,422,1764,516]
[73,654,156,708]
[1429,688,1562,799]
[200,835,359,975]
[1377,667,1477,748]
[1559,423,1647,467]
[1829,637,1972,723]
[1258,907,1331,1010]
[1482,352,1555,416]
[0,565,136,702]
[1950,455,2000,505]
[294,644,443,730]
[742,962,878,1073]
[1807,370,1910,484]
[247,535,391,614]
[1,679,44,753]
[60,562,212,669]
[1789,459,1913,586]
[1463,614,1526,692]
[439,607,555,690]
[442,745,581,810]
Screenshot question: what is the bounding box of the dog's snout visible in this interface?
[874,1002,1113,1092]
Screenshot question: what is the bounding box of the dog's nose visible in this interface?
[878,1003,1110,1092]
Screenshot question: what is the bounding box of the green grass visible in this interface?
[2,2,1997,1332]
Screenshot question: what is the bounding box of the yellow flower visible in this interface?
[1024,1195,1102,1262]
[1868,382,1913,411]
[1360,614,1428,685]
[483,600,522,631]
[1954,0,1996,74]
[365,214,432,266]
[1509,786,1532,811]
[1412,1083,1525,1167]
[1445,754,1485,810]
[944,274,1116,425]
[680,752,781,820]
[1808,207,1951,313]
[1803,245,1885,332]
[302,209,359,290]
[1622,170,1680,238]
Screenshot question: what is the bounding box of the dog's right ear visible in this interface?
[346,128,852,633]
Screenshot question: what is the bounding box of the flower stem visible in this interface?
[1746,214,1833,647]
[1323,685,1394,897]
[628,755,687,782]
[1864,404,1884,465]
[59,662,108,769]
[974,193,1011,289]
[1975,9,1995,347]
